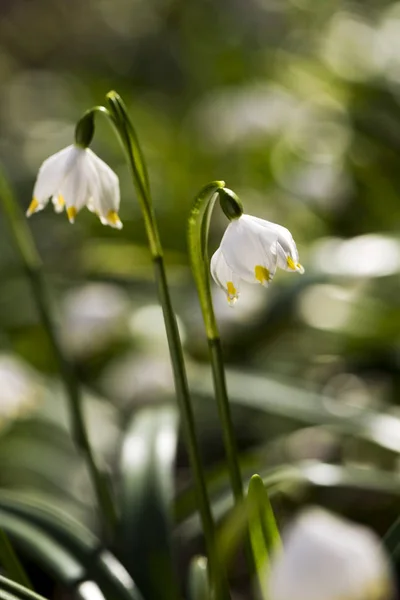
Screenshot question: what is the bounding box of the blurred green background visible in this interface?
[0,0,399,595]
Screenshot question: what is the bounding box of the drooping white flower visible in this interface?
[27,144,122,229]
[211,214,304,305]
[268,507,393,600]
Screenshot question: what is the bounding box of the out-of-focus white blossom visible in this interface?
[0,354,42,425]
[27,144,122,229]
[268,507,393,600]
[211,214,304,305]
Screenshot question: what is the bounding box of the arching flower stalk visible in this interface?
[25,92,228,599]
[188,183,304,582]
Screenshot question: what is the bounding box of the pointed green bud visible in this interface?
[74,110,95,148]
[218,187,243,220]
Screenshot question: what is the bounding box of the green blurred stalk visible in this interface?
[0,530,32,590]
[102,91,230,600]
[0,169,117,541]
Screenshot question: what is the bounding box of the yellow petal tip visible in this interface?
[67,206,77,223]
[26,197,39,217]
[255,265,271,286]
[106,210,123,230]
[287,256,304,273]
[226,281,238,306]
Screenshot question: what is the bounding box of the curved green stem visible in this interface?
[0,169,117,541]
[92,92,229,599]
[188,183,244,502]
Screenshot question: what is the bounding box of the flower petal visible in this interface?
[220,216,278,284]
[246,215,304,274]
[87,151,121,229]
[59,154,90,223]
[210,248,241,305]
[32,145,78,204]
[268,508,392,600]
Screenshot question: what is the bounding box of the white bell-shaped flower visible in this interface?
[27,144,122,229]
[211,214,304,304]
[268,508,393,600]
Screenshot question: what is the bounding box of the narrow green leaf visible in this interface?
[0,510,84,585]
[188,556,211,600]
[0,576,48,600]
[118,405,180,600]
[247,475,281,599]
[0,529,32,590]
[384,516,400,560]
[75,581,107,600]
[0,493,143,600]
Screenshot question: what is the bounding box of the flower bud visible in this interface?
[218,187,243,220]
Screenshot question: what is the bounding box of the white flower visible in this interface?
[210,214,304,305]
[27,144,122,229]
[268,508,393,600]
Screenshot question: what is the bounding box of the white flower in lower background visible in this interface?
[211,214,304,305]
[268,507,393,600]
[26,144,122,229]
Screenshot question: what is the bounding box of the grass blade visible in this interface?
[0,529,32,590]
[247,475,281,599]
[118,405,180,600]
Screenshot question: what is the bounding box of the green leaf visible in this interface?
[383,516,400,560]
[0,492,143,600]
[0,529,32,590]
[188,556,211,600]
[0,509,84,585]
[247,475,281,600]
[118,405,180,600]
[75,581,108,600]
[0,576,48,600]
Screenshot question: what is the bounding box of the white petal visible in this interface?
[58,153,90,222]
[33,145,78,204]
[51,195,65,213]
[87,151,121,229]
[245,215,304,274]
[210,248,241,305]
[268,508,392,600]
[220,216,278,285]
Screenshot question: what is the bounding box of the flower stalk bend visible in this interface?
[99,92,229,599]
[0,168,117,540]
[188,183,244,502]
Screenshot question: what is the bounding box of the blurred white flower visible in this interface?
[0,354,42,424]
[211,214,304,305]
[27,144,122,229]
[61,283,129,357]
[268,507,393,600]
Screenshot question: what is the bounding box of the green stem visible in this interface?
[0,170,117,541]
[187,184,243,502]
[207,338,243,500]
[100,92,230,600]
[188,185,259,589]
[0,530,33,590]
